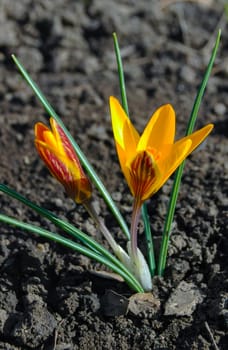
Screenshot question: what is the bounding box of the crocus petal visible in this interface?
[35,122,58,152]
[50,118,76,161]
[174,123,214,157]
[35,122,49,142]
[50,118,66,154]
[138,104,175,151]
[115,142,131,184]
[36,139,82,180]
[34,119,92,204]
[156,139,192,192]
[109,96,140,159]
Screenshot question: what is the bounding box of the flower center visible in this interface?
[129,150,157,199]
[147,147,161,162]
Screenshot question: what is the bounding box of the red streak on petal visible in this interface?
[130,151,157,199]
[56,124,78,161]
[35,119,92,203]
[55,122,86,179]
[46,149,71,183]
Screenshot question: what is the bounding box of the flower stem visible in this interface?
[83,200,121,255]
[130,197,142,260]
[128,197,153,291]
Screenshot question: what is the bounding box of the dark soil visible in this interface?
[0,1,227,349]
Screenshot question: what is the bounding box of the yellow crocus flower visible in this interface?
[109,96,214,203]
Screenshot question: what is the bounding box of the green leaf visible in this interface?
[0,212,143,292]
[157,30,221,276]
[11,54,130,240]
[0,183,143,292]
[113,32,129,116]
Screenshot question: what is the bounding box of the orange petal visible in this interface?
[175,124,214,157]
[109,96,140,161]
[115,142,131,182]
[154,139,192,193]
[34,122,49,141]
[138,104,176,151]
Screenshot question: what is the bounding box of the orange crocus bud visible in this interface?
[34,118,92,204]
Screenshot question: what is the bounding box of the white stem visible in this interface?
[83,200,128,257]
[127,241,152,291]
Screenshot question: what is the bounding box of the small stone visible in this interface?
[180,66,196,84]
[111,191,122,202]
[53,198,64,208]
[128,293,160,318]
[164,281,204,316]
[15,133,23,143]
[214,102,226,116]
[23,156,30,165]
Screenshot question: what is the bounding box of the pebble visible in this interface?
[23,156,30,165]
[53,197,64,208]
[179,66,196,84]
[213,102,226,116]
[128,293,160,318]
[111,191,122,202]
[164,281,204,316]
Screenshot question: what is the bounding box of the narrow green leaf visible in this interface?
[0,183,142,290]
[112,33,156,276]
[0,184,109,255]
[11,54,130,240]
[0,213,143,292]
[141,205,156,276]
[113,32,129,116]
[157,30,221,276]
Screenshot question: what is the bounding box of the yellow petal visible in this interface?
[109,96,140,160]
[175,124,214,157]
[152,124,213,194]
[35,120,59,151]
[50,117,66,155]
[115,142,131,183]
[154,139,192,193]
[138,104,175,151]
[44,130,58,149]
